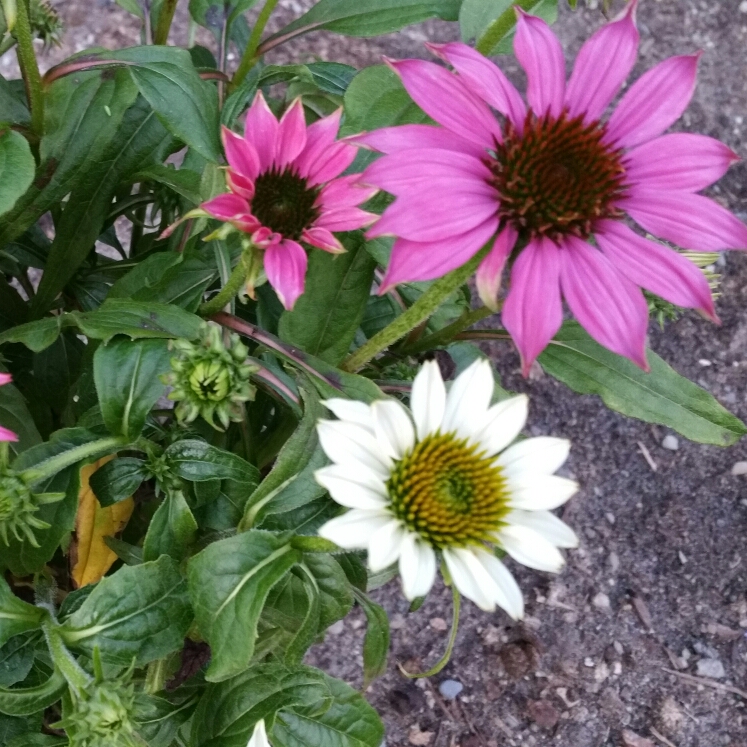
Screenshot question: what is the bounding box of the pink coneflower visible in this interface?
[0,373,18,442]
[203,92,377,309]
[358,3,747,373]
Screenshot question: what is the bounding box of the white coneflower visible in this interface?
[315,360,578,617]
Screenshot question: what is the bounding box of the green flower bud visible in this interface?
[29,0,63,49]
[0,467,64,547]
[161,323,257,431]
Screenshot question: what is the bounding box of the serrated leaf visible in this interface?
[0,131,34,218]
[538,322,747,446]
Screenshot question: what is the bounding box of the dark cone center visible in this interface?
[251,168,321,240]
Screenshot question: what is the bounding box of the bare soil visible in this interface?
[4,1,747,745]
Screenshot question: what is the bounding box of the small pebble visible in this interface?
[438,679,463,700]
[613,662,623,675]
[731,461,747,476]
[613,641,624,655]
[696,658,726,679]
[605,512,615,525]
[592,592,611,610]
[389,613,406,630]
[328,620,345,635]
[584,657,595,668]
[740,0,747,12]
[429,617,448,632]
[698,359,712,366]
[662,435,679,451]
[679,551,688,565]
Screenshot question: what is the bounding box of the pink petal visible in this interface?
[317,175,377,210]
[0,373,12,386]
[559,235,649,369]
[427,42,527,129]
[221,126,261,180]
[380,218,498,290]
[264,239,308,310]
[306,141,357,187]
[386,58,501,148]
[315,206,378,232]
[202,193,252,221]
[294,109,343,179]
[624,133,739,192]
[367,188,497,242]
[475,225,518,311]
[226,169,255,200]
[565,0,639,122]
[0,426,18,442]
[244,91,279,171]
[595,219,717,321]
[606,53,700,149]
[623,190,747,251]
[302,226,345,253]
[502,237,563,376]
[275,98,307,169]
[352,124,484,156]
[514,9,566,118]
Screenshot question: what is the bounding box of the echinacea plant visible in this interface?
[0,1,745,745]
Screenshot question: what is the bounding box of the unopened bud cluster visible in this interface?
[0,466,63,546]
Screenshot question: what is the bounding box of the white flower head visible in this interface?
[248,719,271,747]
[315,360,579,618]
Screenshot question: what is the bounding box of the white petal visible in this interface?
[367,519,408,572]
[442,359,494,440]
[318,509,392,549]
[248,719,271,747]
[442,547,495,611]
[506,474,578,511]
[411,360,446,440]
[314,466,388,510]
[496,437,570,478]
[322,398,374,431]
[371,399,416,460]
[496,525,566,572]
[474,549,524,620]
[399,533,437,600]
[313,462,386,494]
[317,420,392,476]
[506,509,579,549]
[475,395,528,455]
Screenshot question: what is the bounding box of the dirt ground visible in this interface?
[3,1,747,746]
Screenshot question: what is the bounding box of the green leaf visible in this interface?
[538,322,747,446]
[187,531,301,681]
[0,377,41,458]
[143,490,198,562]
[0,76,30,128]
[0,131,34,218]
[107,252,183,300]
[304,554,353,630]
[6,733,66,747]
[0,578,46,648]
[0,669,66,717]
[133,164,202,204]
[0,318,63,353]
[353,589,389,687]
[134,690,197,747]
[0,635,36,688]
[88,457,147,507]
[165,439,261,486]
[265,0,461,45]
[279,234,376,365]
[190,662,330,747]
[59,555,193,666]
[93,337,170,440]
[306,62,357,96]
[272,673,384,747]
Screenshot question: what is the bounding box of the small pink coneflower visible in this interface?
[203,92,377,309]
[0,373,18,442]
[358,3,747,373]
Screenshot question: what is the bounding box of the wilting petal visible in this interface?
[399,533,437,600]
[514,9,566,118]
[442,359,494,441]
[0,426,18,442]
[202,193,251,220]
[317,174,377,209]
[353,124,484,156]
[476,225,517,311]
[275,98,307,169]
[295,109,343,179]
[496,436,570,479]
[505,474,579,511]
[606,53,700,149]
[595,220,717,320]
[474,394,528,457]
[559,236,649,369]
[427,42,527,129]
[264,239,307,310]
[623,190,747,251]
[411,360,446,440]
[502,237,563,376]
[319,509,392,549]
[244,91,278,170]
[301,226,345,253]
[306,141,357,186]
[496,525,565,572]
[371,399,415,460]
[387,58,502,147]
[314,206,377,232]
[368,519,408,572]
[624,133,739,192]
[504,509,579,549]
[565,0,639,122]
[221,126,261,180]
[380,218,498,290]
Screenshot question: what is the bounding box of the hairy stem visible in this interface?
[231,0,280,89]
[13,0,43,136]
[198,253,249,316]
[403,306,493,356]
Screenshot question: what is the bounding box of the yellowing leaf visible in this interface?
[71,456,135,588]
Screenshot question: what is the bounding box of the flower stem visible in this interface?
[342,246,490,373]
[198,253,249,317]
[402,306,493,356]
[13,0,43,136]
[153,0,178,44]
[43,621,91,695]
[231,0,279,90]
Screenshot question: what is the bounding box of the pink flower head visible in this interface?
[358,2,746,374]
[0,373,18,442]
[203,92,378,309]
